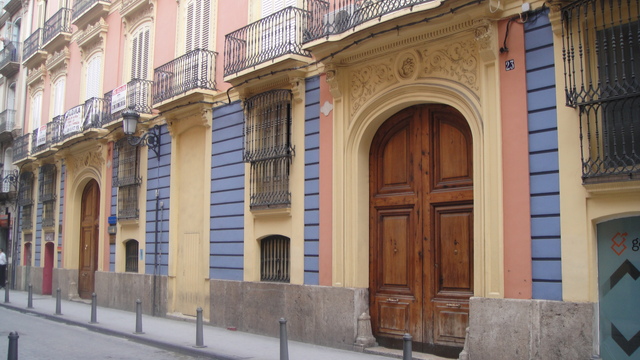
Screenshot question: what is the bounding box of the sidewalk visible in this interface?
[0,289,449,360]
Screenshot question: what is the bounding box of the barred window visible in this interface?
[39,164,57,228]
[18,172,34,230]
[114,139,141,219]
[260,235,290,283]
[562,0,640,180]
[125,240,139,273]
[244,90,293,208]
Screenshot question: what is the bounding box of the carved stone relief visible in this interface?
[350,61,396,115]
[421,40,479,91]
[65,146,104,178]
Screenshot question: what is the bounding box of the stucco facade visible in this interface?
[5,0,639,359]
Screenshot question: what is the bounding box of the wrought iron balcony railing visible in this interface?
[304,0,442,42]
[0,41,20,77]
[31,118,62,154]
[0,109,15,133]
[224,6,311,76]
[59,98,109,141]
[23,28,43,60]
[561,0,640,181]
[73,0,109,21]
[14,132,30,162]
[153,49,217,104]
[104,79,153,123]
[43,8,72,45]
[0,169,19,193]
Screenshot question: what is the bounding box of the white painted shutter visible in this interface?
[31,92,42,131]
[53,78,65,116]
[186,0,210,52]
[85,54,102,100]
[131,26,150,80]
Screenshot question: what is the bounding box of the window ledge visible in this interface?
[118,217,140,226]
[251,206,291,218]
[584,178,640,196]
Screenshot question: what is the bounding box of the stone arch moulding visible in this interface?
[334,81,490,296]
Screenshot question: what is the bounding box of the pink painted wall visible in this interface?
[215,1,249,91]
[102,12,124,93]
[318,73,332,286]
[153,1,178,70]
[499,18,532,299]
[65,39,82,108]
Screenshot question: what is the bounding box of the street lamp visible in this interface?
[121,106,160,158]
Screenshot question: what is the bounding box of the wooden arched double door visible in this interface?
[369,105,473,356]
[79,180,100,299]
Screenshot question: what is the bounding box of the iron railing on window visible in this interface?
[42,201,56,228]
[17,172,33,207]
[14,133,31,162]
[43,8,72,45]
[125,240,139,272]
[39,164,57,203]
[23,29,43,60]
[0,109,16,133]
[1,170,19,193]
[224,6,312,76]
[250,157,292,208]
[118,184,139,219]
[561,0,640,181]
[0,42,20,67]
[304,0,442,41]
[31,121,61,154]
[260,235,290,283]
[73,0,110,21]
[153,49,217,104]
[21,205,33,230]
[104,79,154,123]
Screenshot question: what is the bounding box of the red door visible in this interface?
[369,105,473,357]
[42,241,54,295]
[78,180,100,299]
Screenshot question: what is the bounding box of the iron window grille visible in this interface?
[125,239,139,272]
[39,164,57,228]
[114,138,141,219]
[243,90,294,208]
[562,0,640,181]
[260,235,290,283]
[18,172,34,230]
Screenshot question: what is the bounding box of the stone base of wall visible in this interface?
[12,265,43,293]
[53,268,78,299]
[210,280,370,351]
[94,271,167,316]
[465,297,597,360]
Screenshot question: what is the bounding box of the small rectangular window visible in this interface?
[260,235,290,283]
[125,240,139,273]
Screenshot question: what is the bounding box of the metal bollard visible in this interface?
[27,284,33,309]
[4,281,9,304]
[89,293,98,324]
[7,331,19,360]
[134,299,144,334]
[402,333,412,360]
[194,307,206,348]
[279,318,289,360]
[55,288,62,315]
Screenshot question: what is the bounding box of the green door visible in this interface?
[598,217,640,360]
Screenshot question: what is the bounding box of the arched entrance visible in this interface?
[369,104,473,356]
[78,179,100,299]
[42,242,54,295]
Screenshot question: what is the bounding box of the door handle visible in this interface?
[386,298,399,303]
[445,303,461,309]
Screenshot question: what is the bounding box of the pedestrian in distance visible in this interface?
[0,248,6,288]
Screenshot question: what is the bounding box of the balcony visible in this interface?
[0,109,15,141]
[72,0,110,29]
[153,49,217,104]
[0,42,20,77]
[3,0,21,15]
[43,8,73,53]
[120,0,147,18]
[104,79,154,125]
[224,6,311,78]
[23,29,47,69]
[31,118,62,157]
[13,132,30,163]
[58,98,109,143]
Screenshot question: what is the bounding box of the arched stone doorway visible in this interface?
[369,104,473,356]
[78,179,100,299]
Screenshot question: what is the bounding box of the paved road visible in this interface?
[0,307,205,359]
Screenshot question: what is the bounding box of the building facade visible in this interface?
[7,0,640,359]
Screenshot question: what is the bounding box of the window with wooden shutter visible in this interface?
[31,91,43,131]
[52,78,65,117]
[131,25,150,80]
[85,53,102,100]
[186,0,210,52]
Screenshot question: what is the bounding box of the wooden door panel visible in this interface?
[433,302,469,346]
[378,300,412,336]
[79,180,99,299]
[379,210,411,289]
[432,112,473,190]
[381,125,411,190]
[434,205,473,295]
